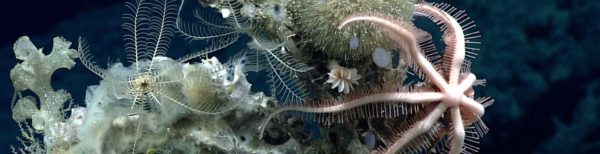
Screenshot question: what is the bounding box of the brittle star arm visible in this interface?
[258,92,444,139]
[414,4,466,85]
[450,106,465,154]
[338,16,449,91]
[457,73,485,117]
[461,96,485,117]
[458,73,476,92]
[382,104,448,154]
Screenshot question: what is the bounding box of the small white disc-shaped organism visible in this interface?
[372,47,391,68]
[349,34,359,49]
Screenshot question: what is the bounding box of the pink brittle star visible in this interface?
[259,3,492,154]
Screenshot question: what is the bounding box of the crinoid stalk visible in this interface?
[259,2,494,154]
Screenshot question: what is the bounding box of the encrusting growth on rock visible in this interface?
[8,0,495,153]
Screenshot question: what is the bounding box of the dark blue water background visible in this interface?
[1,0,599,153]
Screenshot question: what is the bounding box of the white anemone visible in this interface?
[325,61,362,94]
